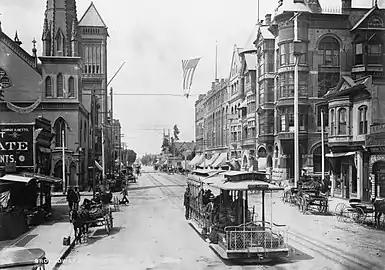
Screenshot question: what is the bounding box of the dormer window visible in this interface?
[368,16,383,28]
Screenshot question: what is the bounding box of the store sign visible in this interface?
[0,124,34,167]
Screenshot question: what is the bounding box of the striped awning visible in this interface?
[206,153,220,167]
[189,154,203,166]
[212,153,228,168]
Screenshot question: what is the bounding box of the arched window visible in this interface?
[359,106,368,134]
[274,146,279,168]
[54,118,67,147]
[338,108,347,135]
[57,73,63,97]
[318,36,340,66]
[368,16,383,28]
[45,76,52,97]
[330,109,335,135]
[68,76,75,97]
[0,68,11,88]
[258,147,267,158]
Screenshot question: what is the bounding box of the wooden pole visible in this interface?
[92,87,96,197]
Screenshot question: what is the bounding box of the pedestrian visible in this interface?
[204,194,215,234]
[66,188,76,210]
[74,187,80,210]
[120,185,129,205]
[184,186,191,219]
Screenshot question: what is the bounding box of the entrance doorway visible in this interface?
[373,161,385,198]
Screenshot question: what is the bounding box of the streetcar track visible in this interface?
[288,230,378,270]
[146,173,183,209]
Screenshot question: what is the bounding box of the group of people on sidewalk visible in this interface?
[66,187,81,211]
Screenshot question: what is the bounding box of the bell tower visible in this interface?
[42,0,78,56]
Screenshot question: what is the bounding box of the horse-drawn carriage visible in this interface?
[70,192,114,243]
[335,198,385,227]
[283,176,329,214]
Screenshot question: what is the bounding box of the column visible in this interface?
[357,151,363,199]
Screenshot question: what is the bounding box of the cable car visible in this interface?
[186,171,288,262]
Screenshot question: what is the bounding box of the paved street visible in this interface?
[60,168,385,270]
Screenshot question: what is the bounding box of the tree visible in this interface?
[173,124,180,141]
[126,149,137,165]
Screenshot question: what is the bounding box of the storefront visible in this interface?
[366,125,385,199]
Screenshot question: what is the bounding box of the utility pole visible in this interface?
[62,130,66,194]
[293,12,301,188]
[321,109,325,181]
[110,87,115,179]
[91,87,97,197]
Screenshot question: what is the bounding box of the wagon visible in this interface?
[335,199,373,224]
[300,190,329,214]
[85,203,113,234]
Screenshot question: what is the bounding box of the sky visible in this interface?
[0,0,379,156]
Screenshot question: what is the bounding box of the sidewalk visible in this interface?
[0,195,94,269]
[52,191,94,197]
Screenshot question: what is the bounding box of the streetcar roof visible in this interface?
[210,180,283,191]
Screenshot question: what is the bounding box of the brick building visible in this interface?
[194,0,385,201]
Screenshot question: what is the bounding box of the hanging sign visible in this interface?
[0,124,34,167]
[6,98,41,114]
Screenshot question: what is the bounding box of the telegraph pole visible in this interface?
[293,12,301,187]
[110,87,115,179]
[91,87,97,197]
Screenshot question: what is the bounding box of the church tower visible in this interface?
[42,0,79,56]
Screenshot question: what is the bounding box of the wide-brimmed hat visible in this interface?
[209,194,215,200]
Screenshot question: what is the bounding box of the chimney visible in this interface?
[265,14,272,25]
[211,82,215,90]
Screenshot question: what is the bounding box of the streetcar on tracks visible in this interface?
[186,171,289,262]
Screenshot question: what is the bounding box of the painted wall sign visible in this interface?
[0,124,34,167]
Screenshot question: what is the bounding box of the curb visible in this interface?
[51,236,76,270]
[7,226,38,248]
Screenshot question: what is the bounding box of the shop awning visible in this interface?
[197,158,210,167]
[325,152,355,158]
[95,161,103,171]
[20,173,62,184]
[212,153,228,168]
[0,175,35,184]
[189,154,203,166]
[206,153,220,167]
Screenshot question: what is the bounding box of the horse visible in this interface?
[372,198,385,227]
[69,208,90,244]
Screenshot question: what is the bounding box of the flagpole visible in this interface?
[215,41,218,80]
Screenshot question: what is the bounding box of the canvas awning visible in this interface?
[0,175,35,184]
[325,152,355,158]
[20,173,62,184]
[197,158,210,167]
[206,153,220,167]
[95,161,103,171]
[212,153,228,168]
[190,154,204,166]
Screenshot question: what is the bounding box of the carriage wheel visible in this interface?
[335,203,348,222]
[352,207,366,224]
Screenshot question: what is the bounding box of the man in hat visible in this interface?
[204,194,215,234]
[183,186,191,219]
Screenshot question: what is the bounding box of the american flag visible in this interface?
[182,57,201,97]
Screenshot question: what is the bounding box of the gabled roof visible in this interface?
[324,76,371,99]
[229,45,242,79]
[351,5,381,31]
[79,2,107,28]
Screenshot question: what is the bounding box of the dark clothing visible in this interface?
[184,190,190,219]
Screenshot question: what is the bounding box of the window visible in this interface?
[367,38,382,65]
[279,72,294,98]
[259,113,266,135]
[68,76,75,97]
[279,43,294,66]
[266,51,274,73]
[338,108,347,135]
[56,32,62,52]
[57,73,63,97]
[258,55,264,76]
[54,118,67,147]
[355,43,363,65]
[359,106,368,134]
[45,76,52,97]
[318,72,340,97]
[259,82,265,104]
[318,36,340,66]
[0,68,11,88]
[267,111,274,134]
[368,16,383,28]
[267,80,274,102]
[330,109,335,135]
[281,115,286,132]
